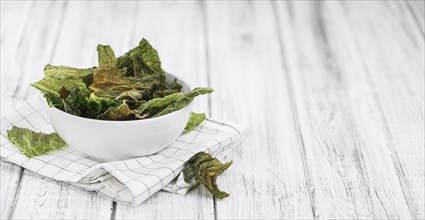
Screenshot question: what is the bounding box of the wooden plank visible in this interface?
[12,170,113,219]
[0,161,22,219]
[8,2,115,219]
[204,1,314,219]
[0,1,59,219]
[0,2,33,218]
[0,1,34,111]
[276,1,420,218]
[114,1,214,218]
[407,0,425,35]
[341,1,425,218]
[116,189,214,219]
[276,1,380,218]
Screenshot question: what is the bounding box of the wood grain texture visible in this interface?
[0,2,71,219]
[2,2,115,219]
[1,1,424,219]
[0,1,35,111]
[205,1,313,219]
[407,0,425,35]
[276,1,419,218]
[0,161,22,219]
[0,2,33,218]
[342,1,424,218]
[12,170,113,219]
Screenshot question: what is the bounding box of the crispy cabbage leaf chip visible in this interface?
[134,93,184,119]
[155,87,213,117]
[184,112,206,132]
[30,37,214,121]
[96,102,133,120]
[97,44,117,68]
[117,38,164,77]
[32,64,93,97]
[183,152,232,199]
[90,39,177,101]
[7,126,66,158]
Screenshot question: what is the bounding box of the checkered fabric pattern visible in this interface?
[0,95,243,206]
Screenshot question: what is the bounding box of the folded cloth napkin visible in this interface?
[0,95,243,206]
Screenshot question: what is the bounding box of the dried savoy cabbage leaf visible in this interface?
[183,152,233,199]
[117,38,164,77]
[134,93,184,119]
[6,127,233,200]
[184,112,206,132]
[31,65,93,97]
[31,38,212,121]
[96,102,133,120]
[154,87,213,117]
[97,44,117,68]
[7,126,66,158]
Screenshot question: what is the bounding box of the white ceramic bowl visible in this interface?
[47,74,192,161]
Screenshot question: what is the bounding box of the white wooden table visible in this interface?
[1,1,424,219]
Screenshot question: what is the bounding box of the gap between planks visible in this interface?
[199,2,218,220]
[348,23,419,220]
[271,1,317,218]
[4,2,73,219]
[343,1,424,217]
[406,0,425,36]
[5,165,24,220]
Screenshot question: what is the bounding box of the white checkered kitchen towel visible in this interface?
[0,95,243,206]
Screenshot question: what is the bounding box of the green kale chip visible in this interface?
[89,66,162,100]
[43,64,94,81]
[44,93,66,109]
[86,93,120,118]
[117,38,165,77]
[7,126,66,158]
[32,64,95,113]
[183,152,232,199]
[140,82,183,101]
[30,37,214,121]
[97,45,117,68]
[62,87,90,116]
[184,112,206,132]
[115,89,142,101]
[96,102,133,120]
[154,87,213,117]
[134,93,184,119]
[45,87,119,119]
[31,66,91,97]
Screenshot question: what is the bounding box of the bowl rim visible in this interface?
[46,72,194,124]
